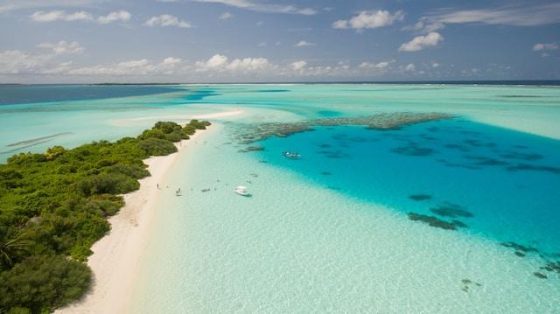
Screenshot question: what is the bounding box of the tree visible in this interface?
[0,235,31,270]
[0,255,92,313]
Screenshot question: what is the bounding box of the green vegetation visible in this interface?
[0,119,211,313]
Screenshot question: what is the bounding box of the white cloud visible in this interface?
[31,10,93,22]
[403,17,444,33]
[0,47,80,75]
[0,50,51,74]
[407,3,560,32]
[193,0,316,15]
[359,61,388,69]
[145,14,191,28]
[359,60,392,71]
[332,20,348,29]
[399,32,443,52]
[290,60,306,71]
[195,54,271,73]
[31,10,131,24]
[68,57,184,76]
[0,49,184,77]
[37,41,84,54]
[219,12,233,20]
[533,43,558,51]
[284,61,355,77]
[432,62,440,68]
[430,3,560,27]
[333,10,404,30]
[97,10,131,24]
[0,46,448,81]
[226,57,269,71]
[41,61,74,74]
[295,40,314,47]
[162,57,182,65]
[197,54,228,69]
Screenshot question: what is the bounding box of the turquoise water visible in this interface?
[1,84,560,311]
[256,120,560,254]
[0,86,228,160]
[132,123,560,313]
[2,83,560,160]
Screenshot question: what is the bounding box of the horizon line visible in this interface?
[2,79,560,86]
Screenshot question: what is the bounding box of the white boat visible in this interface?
[282,151,301,159]
[234,185,250,196]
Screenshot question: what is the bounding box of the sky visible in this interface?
[0,0,559,83]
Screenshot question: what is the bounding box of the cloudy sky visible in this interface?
[0,0,559,83]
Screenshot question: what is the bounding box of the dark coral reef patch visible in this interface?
[391,144,434,157]
[430,203,474,218]
[407,212,468,231]
[235,112,453,144]
[409,194,432,201]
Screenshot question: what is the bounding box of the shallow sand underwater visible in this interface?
[131,122,559,313]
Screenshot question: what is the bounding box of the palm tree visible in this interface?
[0,234,31,269]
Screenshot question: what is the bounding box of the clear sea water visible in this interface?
[257,120,560,254]
[1,83,560,312]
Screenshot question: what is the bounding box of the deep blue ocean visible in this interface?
[0,84,183,105]
[257,119,560,255]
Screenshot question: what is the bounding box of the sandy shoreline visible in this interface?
[58,120,224,313]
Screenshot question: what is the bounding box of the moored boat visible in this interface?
[282,151,301,159]
[234,185,251,196]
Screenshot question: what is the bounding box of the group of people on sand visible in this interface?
[156,183,182,196]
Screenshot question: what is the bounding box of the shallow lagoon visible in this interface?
[132,121,560,313]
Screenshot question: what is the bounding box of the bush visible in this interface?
[0,169,23,189]
[44,146,66,161]
[7,153,46,165]
[189,119,211,130]
[138,138,177,156]
[6,306,31,314]
[154,121,182,134]
[163,131,183,143]
[0,255,91,313]
[183,125,196,135]
[76,173,140,196]
[95,159,116,168]
[105,163,149,179]
[86,195,124,216]
[138,129,166,140]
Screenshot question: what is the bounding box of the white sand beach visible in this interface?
[58,111,240,313]
[57,133,203,314]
